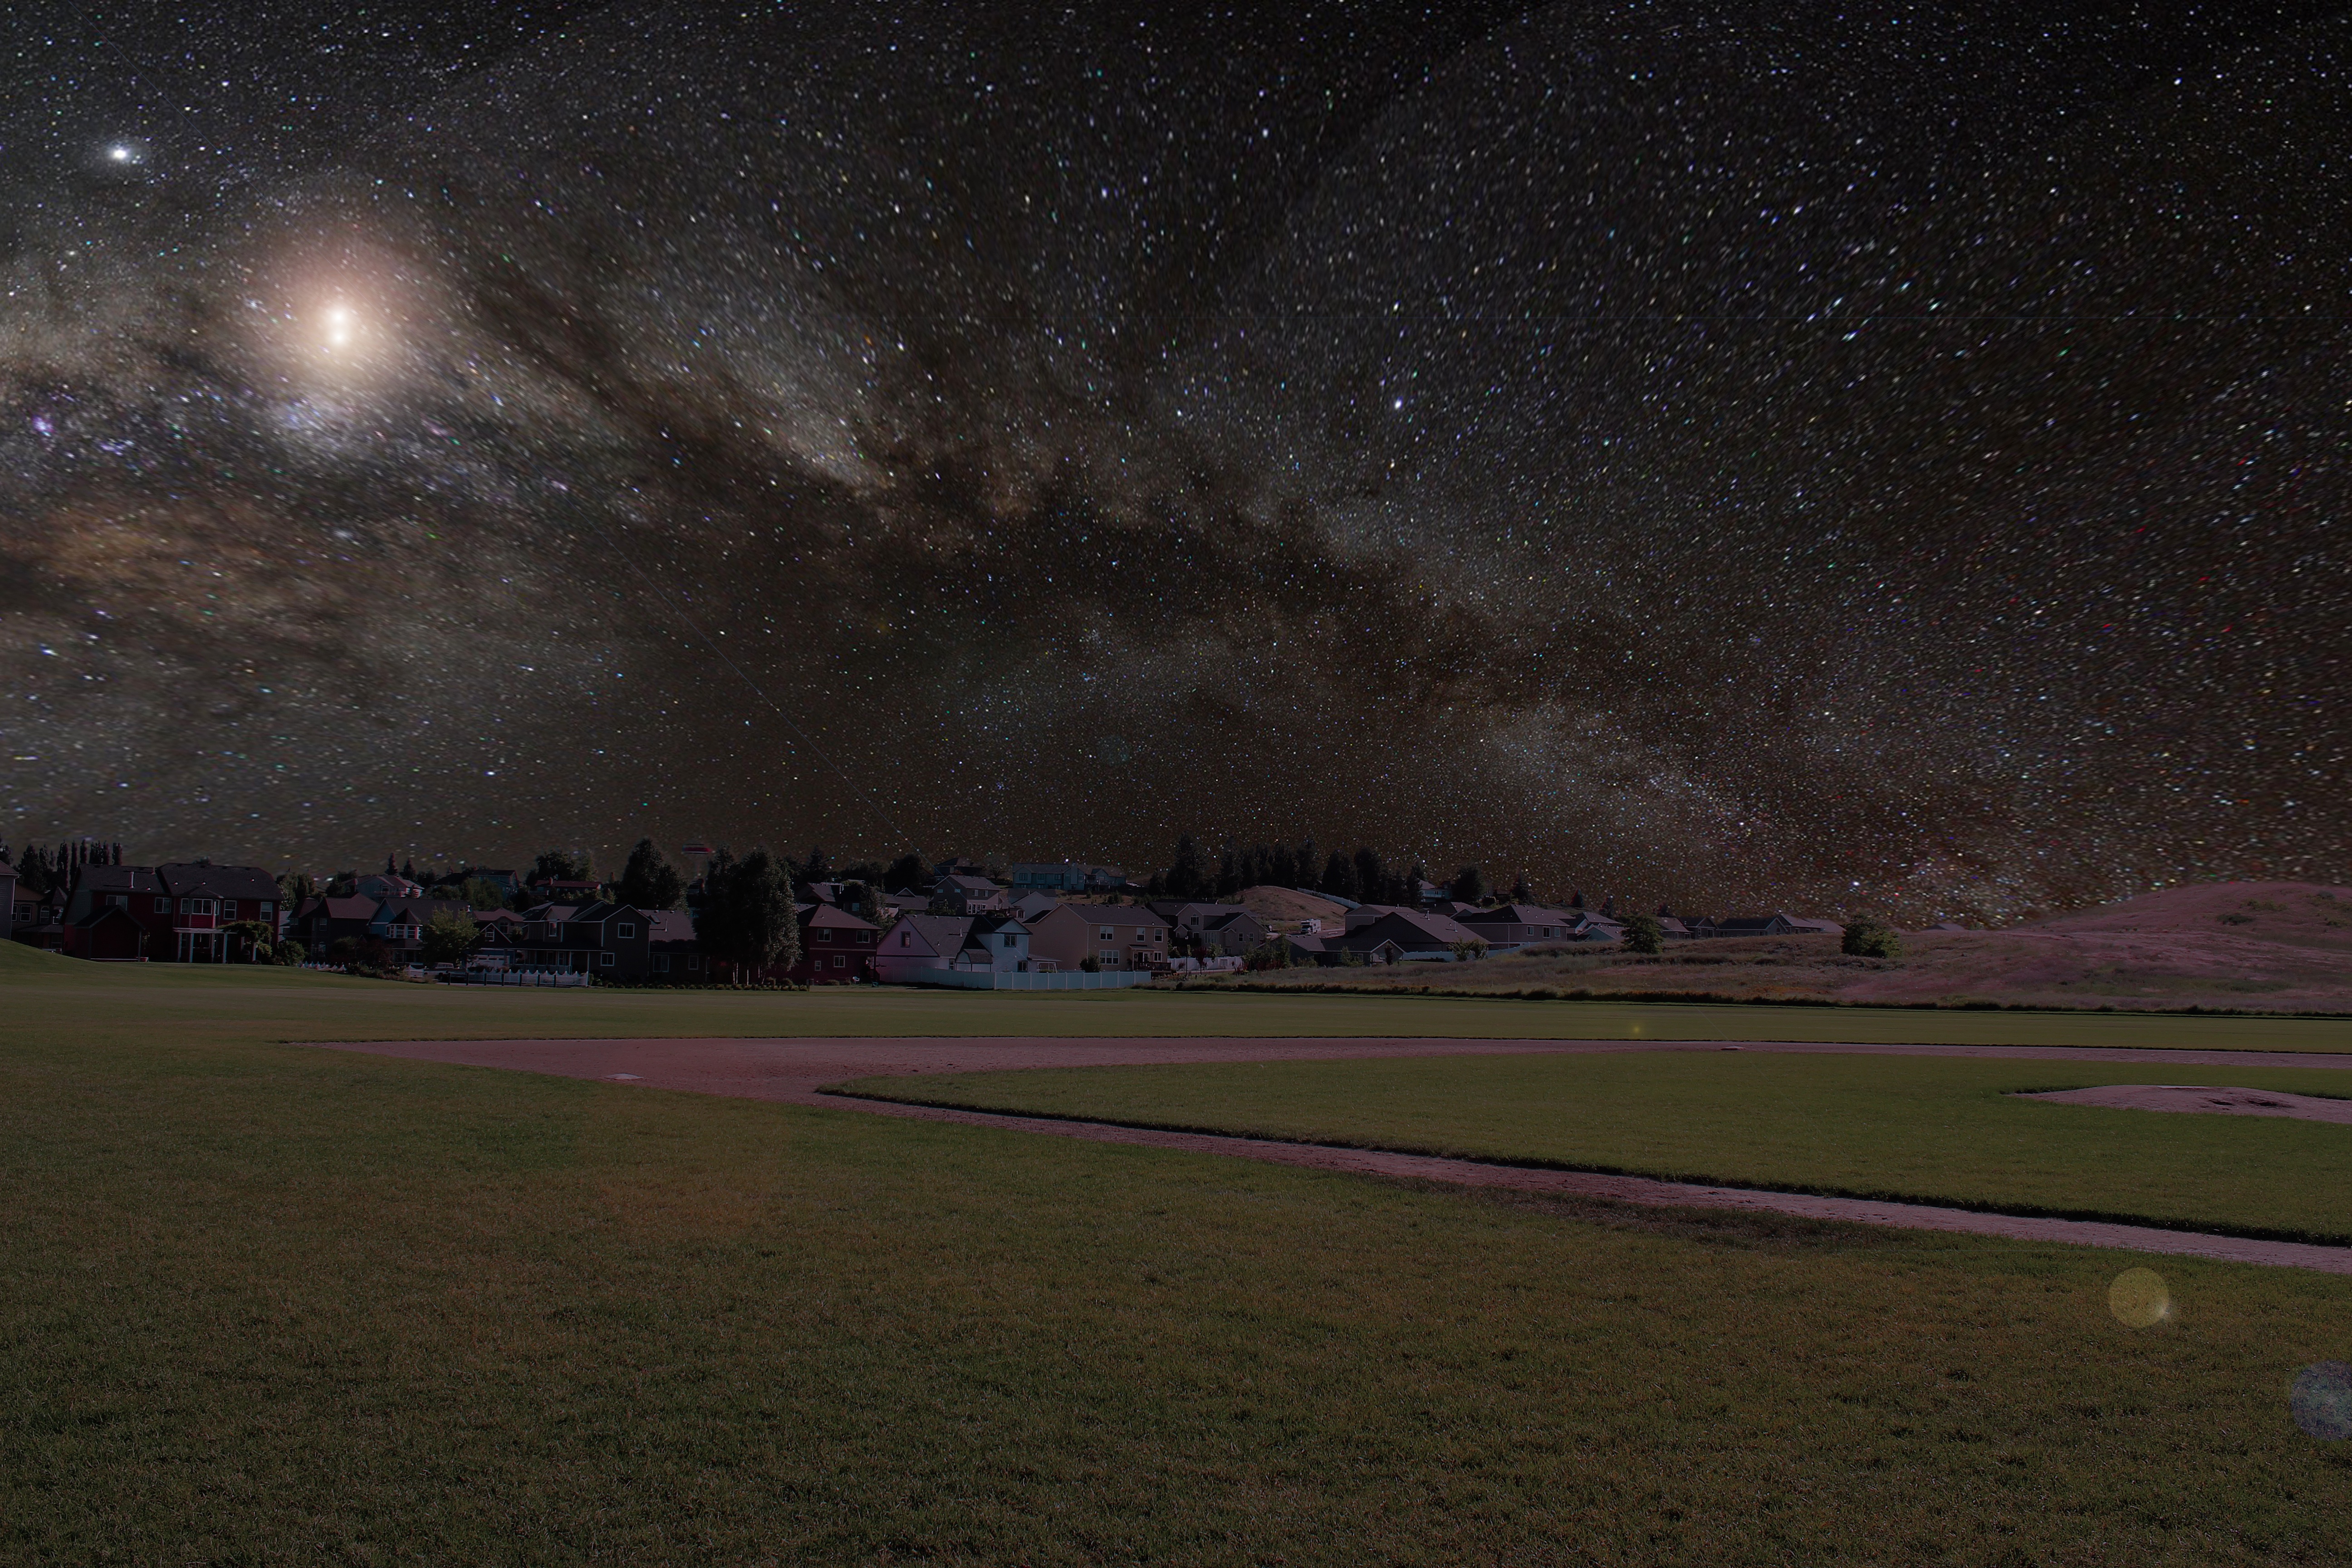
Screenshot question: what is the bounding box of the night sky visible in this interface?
[2,1,2344,920]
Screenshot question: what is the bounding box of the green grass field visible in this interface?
[839,1052,2352,1244]
[6,951,2352,1560]
[9,939,2352,1053]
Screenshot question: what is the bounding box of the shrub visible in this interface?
[1842,917,1903,959]
[1620,913,1665,955]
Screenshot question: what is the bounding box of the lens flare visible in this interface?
[324,306,356,349]
[2107,1268,2171,1328]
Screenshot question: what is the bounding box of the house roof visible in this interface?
[302,895,380,921]
[941,874,1003,894]
[892,914,975,956]
[1342,909,1485,949]
[645,911,697,944]
[1455,904,1573,927]
[801,903,881,932]
[374,897,471,923]
[157,862,281,900]
[75,865,161,896]
[1197,910,1262,934]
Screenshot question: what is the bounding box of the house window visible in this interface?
[1099,949,1118,965]
[260,902,272,917]
[833,955,847,969]
[1153,928,1166,941]
[184,898,216,916]
[1098,926,1114,941]
[155,898,171,913]
[599,951,615,966]
[687,955,702,970]
[617,923,635,939]
[654,955,671,973]
[816,929,832,942]
[1003,934,1017,949]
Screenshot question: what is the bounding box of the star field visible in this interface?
[1,1,2344,921]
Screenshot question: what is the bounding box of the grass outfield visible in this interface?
[8,940,2352,1052]
[3,1001,2351,1561]
[839,1053,2352,1244]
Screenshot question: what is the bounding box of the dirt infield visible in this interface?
[314,1034,2352,1274]
[2019,1083,2352,1124]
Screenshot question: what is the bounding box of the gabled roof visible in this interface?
[801,903,881,933]
[1455,904,1572,926]
[154,863,283,901]
[644,911,697,943]
[303,895,380,921]
[75,865,161,896]
[373,897,470,923]
[941,874,1003,894]
[1344,909,1485,948]
[891,914,974,956]
[1197,910,1262,934]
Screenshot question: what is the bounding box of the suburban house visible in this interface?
[949,915,1037,974]
[794,902,882,984]
[1026,904,1171,971]
[63,862,283,963]
[1452,904,1577,950]
[645,910,704,980]
[1009,890,1060,923]
[1149,902,1270,954]
[934,874,1009,914]
[1328,908,1491,963]
[1704,913,1842,939]
[298,894,382,953]
[1006,862,1125,893]
[355,871,424,901]
[368,897,471,954]
[872,914,974,984]
[495,900,666,977]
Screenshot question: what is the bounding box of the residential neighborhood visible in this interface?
[0,834,1874,988]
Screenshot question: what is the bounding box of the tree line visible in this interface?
[1147,833,1537,907]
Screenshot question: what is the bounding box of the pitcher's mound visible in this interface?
[2020,1084,2352,1124]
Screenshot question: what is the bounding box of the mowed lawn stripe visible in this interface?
[835,1051,2352,1244]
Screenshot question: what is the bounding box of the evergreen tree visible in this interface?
[1215,847,1241,898]
[1622,913,1665,955]
[1165,834,1211,900]
[799,846,831,884]
[401,857,418,882]
[1569,889,1585,909]
[617,838,686,910]
[1294,838,1319,892]
[1449,865,1485,904]
[1404,863,1430,904]
[1319,852,1354,900]
[884,853,928,893]
[1352,848,1385,906]
[1510,875,1534,904]
[385,853,398,875]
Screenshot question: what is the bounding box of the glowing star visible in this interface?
[323,306,356,349]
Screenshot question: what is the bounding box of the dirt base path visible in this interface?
[314,1035,2352,1274]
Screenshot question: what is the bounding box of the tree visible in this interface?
[1321,852,1357,901]
[274,938,308,967]
[401,857,418,882]
[1622,913,1665,955]
[1245,938,1295,971]
[617,838,686,910]
[884,853,929,893]
[1165,834,1211,900]
[798,846,832,884]
[1569,889,1585,910]
[458,877,507,911]
[1842,917,1903,960]
[1352,848,1385,906]
[419,908,479,967]
[1449,865,1485,904]
[223,920,275,962]
[1510,875,1534,904]
[530,848,594,886]
[1404,863,1431,904]
[696,848,799,984]
[1215,847,1241,899]
[1293,838,1320,892]
[1448,938,1490,962]
[384,853,398,875]
[838,880,897,934]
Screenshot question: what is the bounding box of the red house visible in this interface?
[793,903,882,983]
[62,861,284,962]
